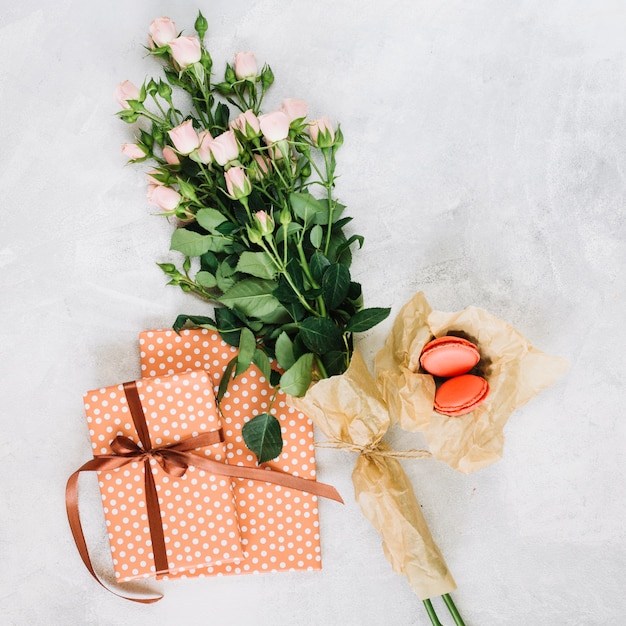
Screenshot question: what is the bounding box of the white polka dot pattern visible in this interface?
[83,370,244,582]
[138,329,323,579]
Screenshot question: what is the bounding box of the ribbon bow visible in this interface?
[107,431,224,477]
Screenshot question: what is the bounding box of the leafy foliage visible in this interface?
[118,12,391,461]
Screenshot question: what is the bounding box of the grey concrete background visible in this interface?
[1,1,624,624]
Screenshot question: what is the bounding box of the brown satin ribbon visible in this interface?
[66,380,343,603]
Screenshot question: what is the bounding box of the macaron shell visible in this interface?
[434,374,489,417]
[420,336,481,377]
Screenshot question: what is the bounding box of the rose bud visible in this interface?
[259,111,290,144]
[224,166,252,200]
[234,52,258,80]
[169,36,202,68]
[281,98,308,123]
[209,130,240,166]
[147,184,182,211]
[308,116,335,148]
[115,81,141,110]
[231,110,261,139]
[168,120,200,155]
[253,210,275,237]
[121,143,147,160]
[162,146,180,165]
[148,17,177,48]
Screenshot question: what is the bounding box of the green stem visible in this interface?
[422,600,443,626]
[442,594,466,626]
[322,149,336,256]
[295,240,327,316]
[258,240,319,317]
[315,355,328,380]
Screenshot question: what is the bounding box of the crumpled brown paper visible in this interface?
[289,350,457,600]
[375,292,570,473]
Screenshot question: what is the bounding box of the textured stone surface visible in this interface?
[1,1,624,624]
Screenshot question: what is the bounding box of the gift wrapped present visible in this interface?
[79,370,245,582]
[138,328,328,578]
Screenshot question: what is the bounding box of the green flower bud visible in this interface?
[279,205,292,225]
[246,224,262,244]
[157,80,172,101]
[195,11,209,40]
[225,63,236,85]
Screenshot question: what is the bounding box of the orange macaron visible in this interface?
[434,374,489,417]
[419,336,481,378]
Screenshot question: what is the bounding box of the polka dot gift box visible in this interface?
[82,370,244,583]
[139,328,324,578]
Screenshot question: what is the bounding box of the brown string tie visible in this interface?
[316,439,432,460]
[66,380,343,603]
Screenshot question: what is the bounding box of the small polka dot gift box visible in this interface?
[139,328,324,578]
[82,370,244,582]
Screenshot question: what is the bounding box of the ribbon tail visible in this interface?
[172,452,344,504]
[65,467,163,604]
[143,459,169,575]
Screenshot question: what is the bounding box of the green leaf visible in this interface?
[236,327,257,376]
[321,263,351,310]
[345,307,392,333]
[171,228,230,256]
[242,412,283,464]
[216,262,237,292]
[275,222,303,246]
[279,353,314,397]
[298,317,343,354]
[310,224,323,249]
[275,331,295,370]
[236,251,277,279]
[252,348,273,382]
[195,271,217,288]
[220,278,283,319]
[290,191,326,227]
[172,314,216,333]
[315,200,346,225]
[196,208,227,233]
[218,356,237,402]
[310,251,330,283]
[215,307,246,346]
[335,234,365,260]
[322,350,346,377]
[200,250,219,273]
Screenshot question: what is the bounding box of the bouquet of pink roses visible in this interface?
[117,12,390,466]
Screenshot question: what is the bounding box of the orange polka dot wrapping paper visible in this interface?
[83,370,245,582]
[138,328,323,578]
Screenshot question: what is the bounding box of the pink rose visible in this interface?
[191,130,213,164]
[209,130,240,166]
[121,143,146,160]
[251,154,271,180]
[115,81,141,110]
[168,120,200,155]
[234,52,257,80]
[169,36,201,68]
[308,116,335,147]
[231,110,261,139]
[146,170,162,185]
[149,17,177,47]
[281,98,308,123]
[253,210,275,236]
[162,146,180,165]
[147,184,182,211]
[259,111,290,144]
[224,167,252,200]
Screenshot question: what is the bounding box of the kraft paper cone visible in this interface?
[289,351,456,601]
